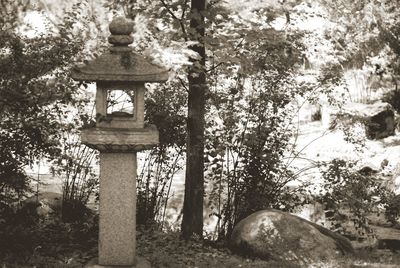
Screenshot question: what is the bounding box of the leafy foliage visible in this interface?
[384,194,400,226]
[50,109,99,222]
[0,1,104,222]
[317,159,393,239]
[133,70,187,226]
[0,20,81,206]
[0,206,98,267]
[203,13,317,238]
[318,0,400,97]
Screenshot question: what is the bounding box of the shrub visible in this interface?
[384,194,400,226]
[0,209,98,267]
[0,2,90,213]
[205,72,315,238]
[317,159,393,238]
[135,82,186,226]
[204,29,318,239]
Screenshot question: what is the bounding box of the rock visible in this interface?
[36,202,55,217]
[358,165,380,176]
[21,192,93,222]
[381,159,389,169]
[366,106,395,140]
[22,192,63,216]
[377,239,400,251]
[18,192,63,221]
[343,102,395,140]
[230,209,354,264]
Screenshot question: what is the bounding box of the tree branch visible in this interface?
[181,0,189,20]
[178,76,189,92]
[159,0,188,41]
[205,62,224,73]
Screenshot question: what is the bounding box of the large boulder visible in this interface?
[230,209,354,265]
[343,102,395,139]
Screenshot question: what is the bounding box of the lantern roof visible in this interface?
[72,17,169,82]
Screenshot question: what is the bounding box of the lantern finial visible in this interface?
[108,17,134,47]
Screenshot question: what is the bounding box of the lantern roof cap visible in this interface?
[72,16,169,82]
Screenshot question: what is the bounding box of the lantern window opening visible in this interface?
[106,89,135,117]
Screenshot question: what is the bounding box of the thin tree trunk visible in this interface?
[181,0,207,239]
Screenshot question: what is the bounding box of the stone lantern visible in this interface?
[72,17,168,267]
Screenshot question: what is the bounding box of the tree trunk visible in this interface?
[181,0,207,239]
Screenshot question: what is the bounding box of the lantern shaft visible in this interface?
[99,153,136,266]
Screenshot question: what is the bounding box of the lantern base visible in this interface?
[81,126,159,152]
[85,257,151,268]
